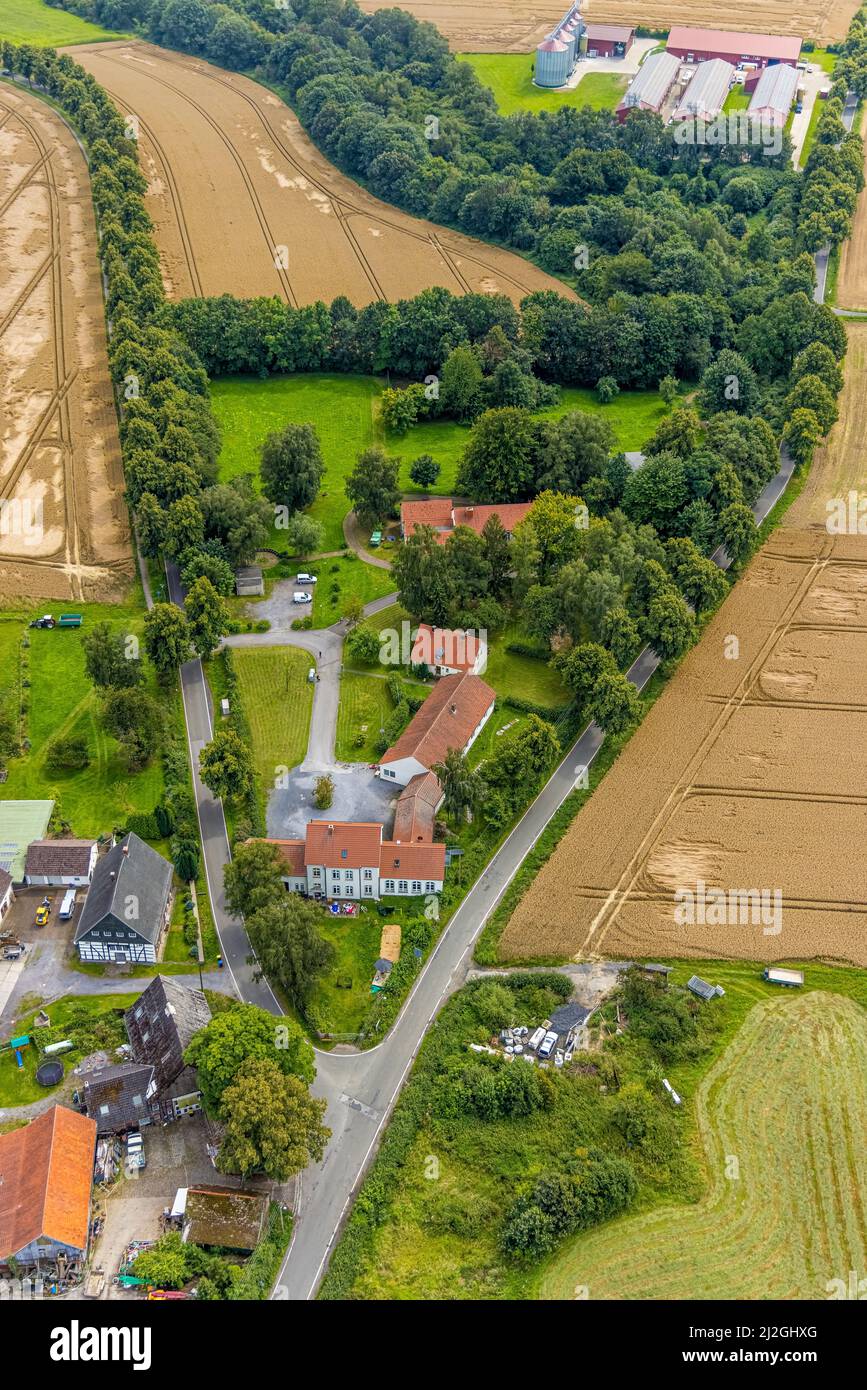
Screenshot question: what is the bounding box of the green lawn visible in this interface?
[457,53,627,115]
[799,95,825,168]
[335,671,397,762]
[395,385,673,496]
[723,85,751,112]
[0,993,138,1106]
[0,0,121,44]
[0,601,174,838]
[482,627,571,709]
[808,48,838,76]
[231,647,314,801]
[310,555,395,628]
[307,911,384,1038]
[210,375,382,552]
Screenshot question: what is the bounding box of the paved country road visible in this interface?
[162,248,806,1297]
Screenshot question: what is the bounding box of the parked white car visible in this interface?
[296,572,318,584]
[292,591,312,604]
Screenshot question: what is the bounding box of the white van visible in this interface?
[292,591,312,605]
[59,889,77,921]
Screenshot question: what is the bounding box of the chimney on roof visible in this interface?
[465,506,474,518]
[450,703,457,715]
[122,845,129,856]
[328,824,334,835]
[110,871,116,880]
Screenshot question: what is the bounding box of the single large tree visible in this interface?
[185,1002,314,1112]
[216,1057,330,1181]
[83,621,143,690]
[432,747,487,823]
[184,576,229,659]
[345,446,400,527]
[199,727,253,803]
[223,838,285,917]
[143,603,192,682]
[246,896,335,1010]
[260,421,324,513]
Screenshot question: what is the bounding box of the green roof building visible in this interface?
[0,800,54,881]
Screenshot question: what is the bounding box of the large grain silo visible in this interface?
[535,36,571,89]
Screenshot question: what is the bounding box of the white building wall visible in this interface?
[378,755,428,787]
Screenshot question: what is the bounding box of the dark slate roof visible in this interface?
[74,833,172,944]
[83,1062,155,1134]
[125,976,212,1092]
[0,867,11,899]
[25,839,95,877]
[550,1002,591,1034]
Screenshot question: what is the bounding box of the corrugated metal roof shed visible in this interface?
[673,59,735,121]
[748,61,798,118]
[619,50,680,111]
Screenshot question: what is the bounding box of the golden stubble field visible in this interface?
[66,41,573,309]
[354,0,859,50]
[0,84,132,603]
[502,323,867,967]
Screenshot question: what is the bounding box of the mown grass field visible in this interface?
[457,54,627,115]
[323,961,867,1300]
[211,374,673,542]
[210,375,382,552]
[0,601,174,838]
[482,627,570,708]
[231,647,314,800]
[396,385,675,494]
[539,989,867,1300]
[0,0,121,44]
[310,555,395,628]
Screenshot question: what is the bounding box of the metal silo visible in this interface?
[535,36,570,88]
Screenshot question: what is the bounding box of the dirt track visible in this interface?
[65,42,572,309]
[356,0,858,49]
[0,84,132,603]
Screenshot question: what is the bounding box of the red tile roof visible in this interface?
[380,840,446,881]
[0,1106,96,1260]
[411,624,485,674]
[392,771,442,843]
[381,672,495,772]
[400,498,532,544]
[451,502,532,536]
[666,26,801,62]
[401,499,453,537]
[304,821,383,869]
[270,840,305,876]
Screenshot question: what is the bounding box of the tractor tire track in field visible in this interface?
[539,992,867,1301]
[0,86,132,602]
[66,41,577,308]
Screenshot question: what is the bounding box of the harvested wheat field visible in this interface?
[580,0,856,45]
[0,84,132,604]
[501,324,867,968]
[540,991,867,1300]
[66,41,572,308]
[356,0,858,50]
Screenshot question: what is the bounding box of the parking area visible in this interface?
[266,764,397,838]
[0,887,79,1026]
[90,1114,291,1298]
